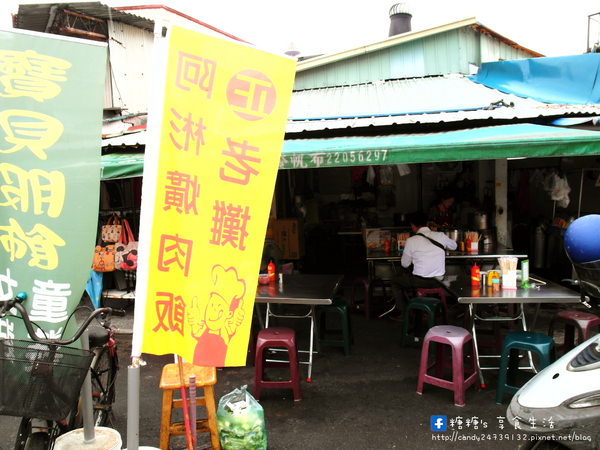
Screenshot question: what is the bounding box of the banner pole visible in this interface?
[126,362,140,450]
[126,18,169,450]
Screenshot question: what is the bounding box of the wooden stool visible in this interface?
[159,363,220,450]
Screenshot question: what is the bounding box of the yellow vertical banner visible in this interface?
[140,26,295,366]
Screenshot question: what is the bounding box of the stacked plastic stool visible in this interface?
[548,310,600,353]
[495,331,555,404]
[416,287,449,323]
[402,296,444,346]
[253,327,302,401]
[416,325,478,407]
[317,298,353,356]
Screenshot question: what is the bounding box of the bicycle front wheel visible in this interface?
[90,344,118,426]
[14,418,55,450]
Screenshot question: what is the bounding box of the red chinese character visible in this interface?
[169,108,206,155]
[226,69,276,121]
[219,137,261,185]
[175,51,216,98]
[163,171,200,215]
[152,291,185,335]
[209,201,250,250]
[157,234,193,277]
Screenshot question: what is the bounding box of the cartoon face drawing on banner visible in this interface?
[187,265,245,366]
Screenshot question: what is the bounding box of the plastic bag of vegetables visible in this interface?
[217,385,267,449]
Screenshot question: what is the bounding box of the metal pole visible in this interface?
[189,375,197,450]
[80,328,96,443]
[127,361,141,450]
[577,168,584,218]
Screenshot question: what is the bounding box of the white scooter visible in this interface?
[506,242,600,450]
[506,333,600,449]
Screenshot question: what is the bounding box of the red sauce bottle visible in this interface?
[471,263,481,286]
[384,238,391,254]
[268,260,276,282]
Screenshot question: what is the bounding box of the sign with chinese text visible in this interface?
[0,30,105,340]
[138,26,295,366]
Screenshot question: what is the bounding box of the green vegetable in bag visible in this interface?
[217,385,267,450]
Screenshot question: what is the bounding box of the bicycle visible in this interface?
[0,292,118,449]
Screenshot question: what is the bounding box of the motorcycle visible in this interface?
[506,216,600,449]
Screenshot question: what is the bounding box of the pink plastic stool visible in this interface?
[253,327,302,401]
[548,310,600,353]
[416,325,478,407]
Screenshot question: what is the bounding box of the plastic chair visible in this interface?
[416,325,478,407]
[317,298,353,356]
[350,277,388,320]
[254,327,302,401]
[548,310,600,353]
[416,287,449,323]
[401,297,444,346]
[496,331,555,404]
[159,363,220,450]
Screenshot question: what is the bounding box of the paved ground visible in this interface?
[0,279,597,449]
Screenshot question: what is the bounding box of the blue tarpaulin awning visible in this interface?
[470,53,600,105]
[101,123,600,179]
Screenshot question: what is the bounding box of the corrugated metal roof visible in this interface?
[297,17,543,73]
[287,74,600,133]
[103,131,146,148]
[16,2,154,33]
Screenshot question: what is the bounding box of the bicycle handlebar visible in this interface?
[0,292,113,346]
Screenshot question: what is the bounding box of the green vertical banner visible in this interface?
[0,30,106,340]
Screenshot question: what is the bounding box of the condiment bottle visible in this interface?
[267,260,276,282]
[471,262,481,286]
[384,238,391,254]
[492,277,500,292]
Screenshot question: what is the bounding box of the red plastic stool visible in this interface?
[350,277,387,320]
[416,325,478,407]
[548,310,600,353]
[253,327,302,401]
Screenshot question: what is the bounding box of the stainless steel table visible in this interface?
[440,271,583,387]
[255,274,342,382]
[366,244,528,279]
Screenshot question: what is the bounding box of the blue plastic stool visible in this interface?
[495,331,555,404]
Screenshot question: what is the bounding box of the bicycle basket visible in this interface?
[0,339,94,421]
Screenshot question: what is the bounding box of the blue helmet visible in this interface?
[564,214,600,264]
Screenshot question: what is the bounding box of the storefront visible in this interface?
[100,122,600,283]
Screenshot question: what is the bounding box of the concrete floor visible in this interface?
[0,279,595,449]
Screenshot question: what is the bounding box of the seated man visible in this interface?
[390,211,457,318]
